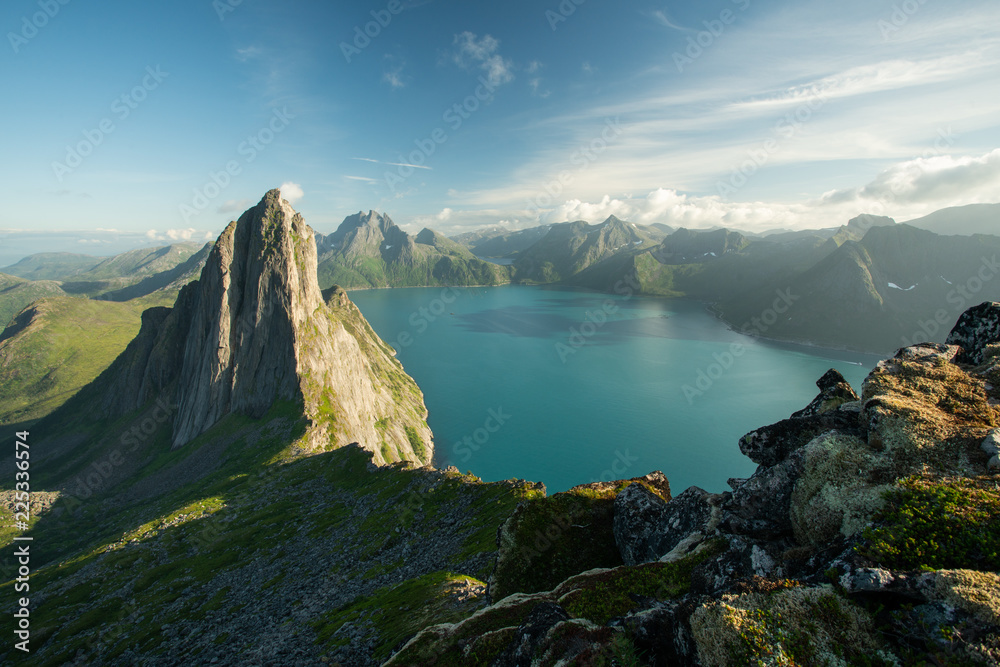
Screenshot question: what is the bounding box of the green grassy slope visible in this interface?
[0,292,176,426]
[0,277,67,329]
[0,395,541,665]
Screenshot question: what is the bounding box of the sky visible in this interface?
[1,0,999,260]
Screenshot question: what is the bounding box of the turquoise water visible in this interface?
[351,286,883,495]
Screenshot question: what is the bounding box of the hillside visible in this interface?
[0,243,209,329]
[720,224,1000,352]
[0,277,67,329]
[316,211,511,289]
[452,225,552,259]
[0,253,102,281]
[513,216,660,283]
[906,203,1000,236]
[0,293,175,427]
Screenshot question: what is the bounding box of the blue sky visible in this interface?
[1,0,999,257]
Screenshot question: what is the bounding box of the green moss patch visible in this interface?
[490,487,623,601]
[559,540,725,624]
[860,476,1000,571]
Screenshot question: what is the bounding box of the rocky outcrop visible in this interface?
[614,485,724,567]
[947,301,1000,365]
[96,190,433,464]
[791,368,859,418]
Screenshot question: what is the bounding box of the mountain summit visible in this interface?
[97,189,432,462]
[315,209,510,289]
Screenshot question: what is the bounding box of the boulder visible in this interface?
[946,301,1000,365]
[611,598,703,667]
[613,483,670,567]
[738,409,860,467]
[720,448,806,539]
[688,535,788,596]
[791,368,860,419]
[614,485,722,566]
[493,602,570,667]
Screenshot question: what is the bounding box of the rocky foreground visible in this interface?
[386,304,1000,666]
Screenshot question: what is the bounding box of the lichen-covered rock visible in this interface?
[983,428,1000,473]
[611,598,704,667]
[690,584,896,666]
[861,343,995,474]
[947,301,1000,365]
[492,602,570,666]
[789,431,893,547]
[720,448,806,539]
[792,368,860,419]
[934,569,1000,628]
[613,483,721,567]
[738,409,861,467]
[689,536,788,595]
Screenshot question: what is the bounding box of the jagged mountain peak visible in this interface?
[94,189,432,462]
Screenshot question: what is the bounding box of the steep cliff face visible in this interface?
[98,190,432,464]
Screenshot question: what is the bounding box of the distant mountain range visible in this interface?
[458,210,1000,352]
[903,203,1000,236]
[508,216,671,283]
[314,211,510,289]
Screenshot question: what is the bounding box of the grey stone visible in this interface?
[946,301,1000,365]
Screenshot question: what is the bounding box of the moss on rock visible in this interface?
[790,432,893,547]
[690,585,897,666]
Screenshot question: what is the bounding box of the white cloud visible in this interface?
[383,69,406,89]
[651,10,688,31]
[352,157,432,171]
[147,228,216,243]
[819,148,1000,206]
[452,32,514,86]
[383,54,407,89]
[280,182,304,203]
